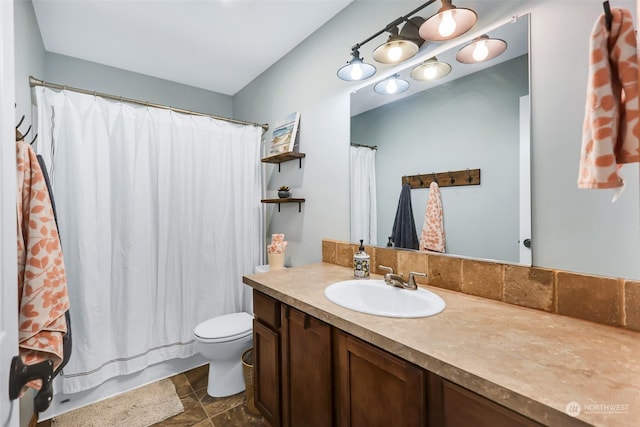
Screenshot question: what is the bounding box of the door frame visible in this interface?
[0,0,19,426]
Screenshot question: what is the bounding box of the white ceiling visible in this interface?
[32,0,353,96]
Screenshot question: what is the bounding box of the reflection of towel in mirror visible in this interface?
[391,183,419,250]
[419,182,445,253]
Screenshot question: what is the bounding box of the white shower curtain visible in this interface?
[35,87,263,394]
[350,146,377,245]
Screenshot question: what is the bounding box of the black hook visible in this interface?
[603,1,612,31]
[16,115,25,129]
[432,172,438,185]
[448,171,455,185]
[465,168,473,183]
[30,133,38,145]
[418,175,424,187]
[21,125,32,139]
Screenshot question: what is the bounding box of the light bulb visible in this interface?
[350,63,363,80]
[387,46,402,62]
[423,65,438,80]
[438,10,456,37]
[472,40,489,61]
[386,79,398,94]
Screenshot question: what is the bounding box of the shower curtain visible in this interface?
[350,146,377,245]
[35,87,263,394]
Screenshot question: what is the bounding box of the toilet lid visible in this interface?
[194,312,253,340]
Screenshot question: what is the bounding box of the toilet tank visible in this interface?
[254,264,270,274]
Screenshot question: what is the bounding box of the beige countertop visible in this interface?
[243,262,640,427]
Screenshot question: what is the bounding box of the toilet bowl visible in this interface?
[194,311,253,397]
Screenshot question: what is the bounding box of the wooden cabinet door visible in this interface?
[254,319,281,427]
[253,291,283,426]
[282,306,333,427]
[334,330,427,427]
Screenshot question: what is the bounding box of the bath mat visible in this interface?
[51,378,184,427]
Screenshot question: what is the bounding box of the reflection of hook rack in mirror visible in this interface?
[402,168,480,189]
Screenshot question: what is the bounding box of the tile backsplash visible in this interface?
[321,239,639,332]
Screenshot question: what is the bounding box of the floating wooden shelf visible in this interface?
[261,152,305,172]
[402,168,481,189]
[261,198,305,212]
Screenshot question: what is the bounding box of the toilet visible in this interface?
[194,311,253,397]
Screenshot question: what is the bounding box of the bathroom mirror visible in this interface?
[350,14,530,264]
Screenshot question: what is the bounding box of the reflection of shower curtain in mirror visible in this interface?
[350,146,377,245]
[34,87,263,394]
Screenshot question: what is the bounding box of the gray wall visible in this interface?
[235,0,639,280]
[14,0,640,279]
[14,0,44,126]
[352,56,528,263]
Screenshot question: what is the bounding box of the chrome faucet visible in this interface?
[378,265,427,291]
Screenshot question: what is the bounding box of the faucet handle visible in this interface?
[378,265,394,275]
[407,272,427,288]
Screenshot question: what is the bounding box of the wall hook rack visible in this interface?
[402,168,481,189]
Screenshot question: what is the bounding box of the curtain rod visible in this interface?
[29,76,269,132]
[351,143,377,150]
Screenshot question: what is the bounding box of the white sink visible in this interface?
[324,279,445,318]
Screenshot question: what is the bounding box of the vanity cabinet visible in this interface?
[252,290,544,427]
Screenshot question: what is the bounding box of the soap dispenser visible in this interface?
[353,239,370,279]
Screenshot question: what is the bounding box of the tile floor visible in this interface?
[38,365,267,427]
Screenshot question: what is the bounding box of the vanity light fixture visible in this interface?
[374,74,410,95]
[410,57,451,81]
[456,34,507,64]
[338,0,479,81]
[419,0,477,41]
[372,17,426,64]
[337,48,377,81]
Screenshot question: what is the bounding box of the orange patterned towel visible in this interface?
[16,141,69,389]
[419,182,445,253]
[579,7,640,189]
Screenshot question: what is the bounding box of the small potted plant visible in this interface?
[278,185,291,199]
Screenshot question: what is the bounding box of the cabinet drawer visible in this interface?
[253,290,281,329]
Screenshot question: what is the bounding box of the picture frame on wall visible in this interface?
[266,112,301,157]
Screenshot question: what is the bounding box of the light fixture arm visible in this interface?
[349,0,436,52]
